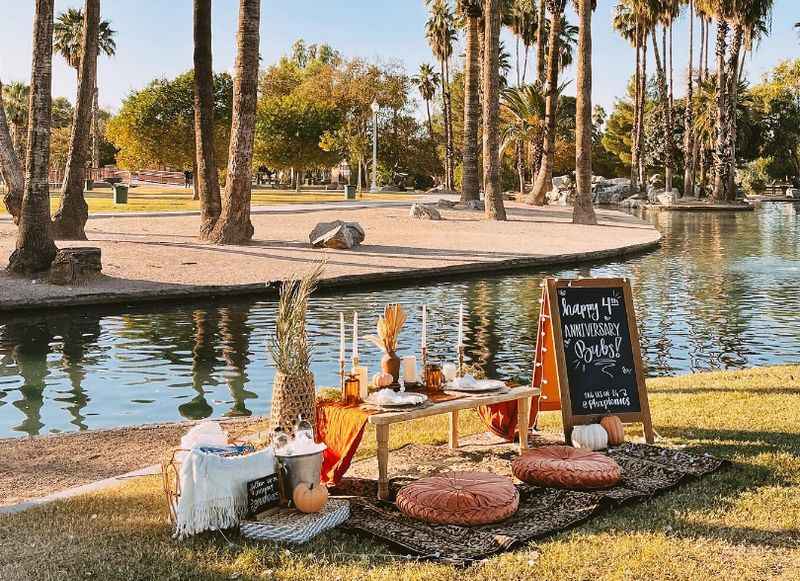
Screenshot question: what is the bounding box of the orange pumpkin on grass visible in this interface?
[600,415,625,446]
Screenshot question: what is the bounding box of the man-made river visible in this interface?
[1,203,798,437]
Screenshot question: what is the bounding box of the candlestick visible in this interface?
[339,312,345,363]
[352,311,359,365]
[458,344,465,378]
[339,358,346,393]
[421,304,427,352]
[457,303,464,349]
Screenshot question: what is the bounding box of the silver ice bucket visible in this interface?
[274,448,325,504]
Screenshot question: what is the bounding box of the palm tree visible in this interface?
[535,0,547,81]
[573,0,597,225]
[53,7,115,169]
[458,1,482,202]
[207,0,260,244]
[2,82,29,161]
[0,80,24,224]
[412,63,439,142]
[52,0,100,240]
[8,0,58,274]
[194,0,221,241]
[504,0,538,85]
[683,0,696,198]
[483,0,507,220]
[529,0,566,205]
[612,1,640,191]
[426,0,457,191]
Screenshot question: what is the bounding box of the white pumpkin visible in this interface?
[571,424,608,450]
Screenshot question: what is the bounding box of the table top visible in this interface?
[366,386,539,426]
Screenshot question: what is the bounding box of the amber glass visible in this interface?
[424,364,445,394]
[343,374,362,405]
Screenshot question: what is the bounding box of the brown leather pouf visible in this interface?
[395,471,519,526]
[512,446,622,489]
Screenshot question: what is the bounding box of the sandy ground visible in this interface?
[0,201,659,310]
[0,417,265,506]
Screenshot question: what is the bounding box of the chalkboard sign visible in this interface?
[246,473,280,517]
[540,278,654,443]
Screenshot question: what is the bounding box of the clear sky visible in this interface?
[0,1,797,116]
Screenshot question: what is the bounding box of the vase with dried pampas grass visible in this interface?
[365,303,406,383]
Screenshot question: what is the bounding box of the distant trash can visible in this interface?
[344,185,356,200]
[113,183,129,204]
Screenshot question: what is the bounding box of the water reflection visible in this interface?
[1,203,799,436]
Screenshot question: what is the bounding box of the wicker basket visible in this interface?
[269,371,316,434]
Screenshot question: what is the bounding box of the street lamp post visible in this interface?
[370,99,379,193]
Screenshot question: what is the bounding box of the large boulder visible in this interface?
[410,203,442,220]
[593,183,632,204]
[437,198,457,209]
[656,192,676,206]
[309,220,365,249]
[49,247,102,285]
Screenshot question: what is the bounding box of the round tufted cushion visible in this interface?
[512,446,622,489]
[395,471,519,526]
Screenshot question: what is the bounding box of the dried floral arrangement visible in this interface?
[366,303,407,354]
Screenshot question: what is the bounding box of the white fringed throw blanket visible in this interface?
[175,446,275,539]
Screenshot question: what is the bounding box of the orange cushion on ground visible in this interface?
[512,446,622,489]
[396,471,519,526]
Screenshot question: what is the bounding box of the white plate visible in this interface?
[446,379,506,392]
[365,392,428,407]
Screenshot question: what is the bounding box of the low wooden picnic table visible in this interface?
[367,386,539,499]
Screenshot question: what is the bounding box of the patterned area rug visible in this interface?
[335,443,726,565]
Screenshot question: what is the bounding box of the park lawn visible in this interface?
[2,365,799,580]
[0,187,419,215]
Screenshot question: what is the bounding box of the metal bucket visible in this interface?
[275,448,325,504]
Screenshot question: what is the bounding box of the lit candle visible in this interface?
[457,303,464,347]
[352,311,359,363]
[339,312,345,362]
[421,304,427,352]
[402,356,418,384]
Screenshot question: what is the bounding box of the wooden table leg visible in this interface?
[517,397,530,453]
[376,424,390,500]
[449,410,459,450]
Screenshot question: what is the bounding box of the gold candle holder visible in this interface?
[343,373,361,406]
[424,363,444,394]
[457,344,465,378]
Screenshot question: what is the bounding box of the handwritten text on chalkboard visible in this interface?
[247,473,280,516]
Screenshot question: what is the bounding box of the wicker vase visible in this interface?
[381,351,401,383]
[269,370,316,435]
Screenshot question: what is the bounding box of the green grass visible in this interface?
[2,365,799,580]
[0,187,418,215]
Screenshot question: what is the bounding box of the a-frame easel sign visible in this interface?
[533,277,654,444]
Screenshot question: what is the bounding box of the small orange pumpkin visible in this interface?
[292,482,328,513]
[600,415,625,446]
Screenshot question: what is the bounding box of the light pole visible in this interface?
[370,99,379,192]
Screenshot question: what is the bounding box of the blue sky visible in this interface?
[0,1,797,116]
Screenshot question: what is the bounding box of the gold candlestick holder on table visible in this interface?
[339,359,346,394]
[457,344,465,378]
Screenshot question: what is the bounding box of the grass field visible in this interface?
[0,186,419,215]
[1,365,799,580]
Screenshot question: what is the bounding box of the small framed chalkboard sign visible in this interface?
[246,473,280,517]
[542,277,654,444]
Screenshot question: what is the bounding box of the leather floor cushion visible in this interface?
[395,471,519,526]
[512,446,622,489]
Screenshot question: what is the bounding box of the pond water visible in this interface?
[1,203,799,437]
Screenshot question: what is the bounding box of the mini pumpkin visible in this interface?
[372,371,394,388]
[571,423,608,450]
[600,415,625,446]
[292,482,329,513]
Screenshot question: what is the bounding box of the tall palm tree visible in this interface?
[483,0,507,220]
[52,0,100,240]
[207,0,260,244]
[2,82,29,161]
[0,80,24,224]
[412,63,440,142]
[504,0,538,84]
[194,0,221,241]
[683,0,697,197]
[529,0,566,205]
[426,0,457,191]
[535,0,547,81]
[612,1,640,191]
[573,0,597,225]
[8,0,58,274]
[53,7,115,169]
[458,1,482,202]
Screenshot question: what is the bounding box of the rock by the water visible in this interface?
[461,199,485,211]
[410,203,442,220]
[309,220,365,249]
[49,247,102,285]
[656,192,676,206]
[437,198,457,209]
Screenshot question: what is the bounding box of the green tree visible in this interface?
[2,82,29,160]
[412,63,439,143]
[0,80,24,224]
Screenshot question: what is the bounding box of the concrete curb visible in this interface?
[0,236,662,312]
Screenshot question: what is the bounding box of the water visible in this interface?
[1,203,799,437]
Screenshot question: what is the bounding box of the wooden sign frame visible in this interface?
[543,277,654,444]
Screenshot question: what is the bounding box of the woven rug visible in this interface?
[335,443,726,565]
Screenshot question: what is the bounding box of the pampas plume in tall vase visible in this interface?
[268,262,324,435]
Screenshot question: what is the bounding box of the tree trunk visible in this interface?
[444,55,455,191]
[207,0,259,245]
[461,12,480,202]
[482,0,506,221]
[529,0,562,206]
[295,166,303,192]
[630,23,641,193]
[711,19,729,203]
[638,30,647,188]
[725,25,743,202]
[535,0,547,83]
[8,0,58,274]
[439,57,452,190]
[0,80,24,224]
[573,0,596,225]
[51,0,98,241]
[683,0,695,198]
[193,0,222,240]
[425,99,434,142]
[652,28,673,198]
[91,85,99,168]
